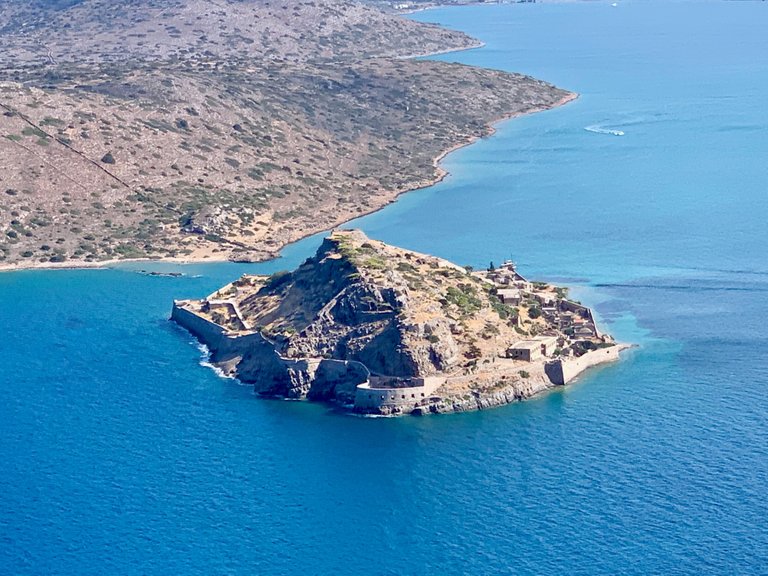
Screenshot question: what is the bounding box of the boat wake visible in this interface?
[585,125,625,136]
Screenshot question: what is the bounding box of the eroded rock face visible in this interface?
[235,344,303,397]
[353,320,420,377]
[406,318,460,373]
[307,361,369,405]
[196,231,474,398]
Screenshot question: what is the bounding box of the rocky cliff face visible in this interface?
[235,231,464,380]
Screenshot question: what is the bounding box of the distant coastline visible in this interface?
[0,92,577,274]
[395,38,486,59]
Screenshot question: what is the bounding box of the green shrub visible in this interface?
[444,284,482,315]
[362,257,386,270]
[22,126,46,138]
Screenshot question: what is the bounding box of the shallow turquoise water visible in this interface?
[2,2,768,574]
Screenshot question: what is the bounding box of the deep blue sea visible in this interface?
[2,1,768,574]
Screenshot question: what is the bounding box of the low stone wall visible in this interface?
[354,376,444,413]
[207,299,249,331]
[172,300,275,366]
[560,299,600,337]
[545,345,625,385]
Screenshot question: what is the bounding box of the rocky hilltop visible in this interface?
[172,230,627,415]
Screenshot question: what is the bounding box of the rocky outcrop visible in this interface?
[231,231,464,383]
[425,375,553,416]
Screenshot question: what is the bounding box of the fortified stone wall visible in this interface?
[560,299,601,337]
[172,301,269,360]
[354,376,444,413]
[171,301,226,348]
[560,299,591,315]
[545,346,624,385]
[172,301,372,402]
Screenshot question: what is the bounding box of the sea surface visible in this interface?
[2,1,768,574]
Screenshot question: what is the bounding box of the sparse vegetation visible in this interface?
[264,270,292,291]
[489,294,518,321]
[444,284,483,316]
[0,0,570,268]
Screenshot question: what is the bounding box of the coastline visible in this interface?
[0,255,218,273]
[423,91,579,191]
[0,92,578,274]
[395,39,486,60]
[431,343,631,416]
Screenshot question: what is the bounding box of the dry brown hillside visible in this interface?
[0,0,479,66]
[0,0,573,267]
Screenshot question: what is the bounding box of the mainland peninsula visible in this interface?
[0,0,573,270]
[172,230,627,415]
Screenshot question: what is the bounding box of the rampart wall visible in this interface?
[354,376,445,412]
[171,300,226,348]
[172,300,271,362]
[173,301,370,402]
[545,345,625,385]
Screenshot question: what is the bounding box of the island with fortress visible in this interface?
[172,230,628,415]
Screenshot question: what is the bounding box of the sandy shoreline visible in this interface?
[0,91,577,274]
